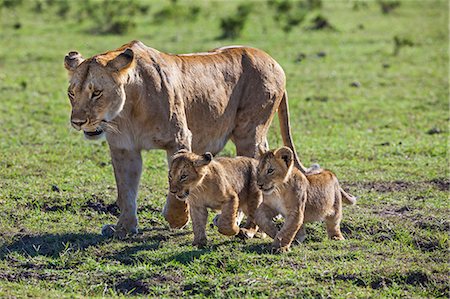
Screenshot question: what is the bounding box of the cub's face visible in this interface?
[168,151,212,201]
[64,49,134,140]
[256,147,294,195]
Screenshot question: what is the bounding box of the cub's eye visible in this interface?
[92,90,103,99]
[168,174,172,180]
[267,168,274,175]
[180,174,188,182]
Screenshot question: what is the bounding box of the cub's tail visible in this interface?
[340,187,357,205]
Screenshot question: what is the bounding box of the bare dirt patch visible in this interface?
[345,179,449,193]
[83,195,119,216]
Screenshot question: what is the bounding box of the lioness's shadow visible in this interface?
[0,232,107,259]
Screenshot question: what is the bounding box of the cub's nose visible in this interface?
[258,183,264,189]
[71,119,87,129]
[169,189,178,194]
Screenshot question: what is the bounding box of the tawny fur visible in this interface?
[64,40,311,236]
[256,147,356,253]
[168,150,262,247]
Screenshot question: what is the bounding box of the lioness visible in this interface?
[64,40,312,237]
[256,147,356,253]
[168,150,262,247]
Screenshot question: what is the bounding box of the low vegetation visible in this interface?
[0,0,448,297]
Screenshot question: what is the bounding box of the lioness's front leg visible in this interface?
[109,147,142,238]
[217,194,240,236]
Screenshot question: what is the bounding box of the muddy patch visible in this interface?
[345,179,449,193]
[83,196,119,216]
[0,270,59,282]
[116,278,150,295]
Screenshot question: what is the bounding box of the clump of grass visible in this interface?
[78,0,149,35]
[218,3,252,39]
[308,14,336,31]
[393,36,414,55]
[377,0,401,14]
[267,0,325,34]
[154,1,200,22]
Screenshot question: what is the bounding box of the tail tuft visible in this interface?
[340,187,357,205]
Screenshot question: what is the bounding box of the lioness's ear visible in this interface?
[64,51,84,74]
[274,147,293,168]
[107,48,134,72]
[194,152,213,167]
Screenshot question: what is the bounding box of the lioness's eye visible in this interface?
[267,168,274,174]
[92,90,103,99]
[180,174,187,181]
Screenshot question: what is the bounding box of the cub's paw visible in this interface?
[218,225,240,236]
[237,228,257,239]
[331,235,345,241]
[192,238,207,248]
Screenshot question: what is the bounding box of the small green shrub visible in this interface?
[393,35,414,55]
[219,4,252,40]
[377,0,401,14]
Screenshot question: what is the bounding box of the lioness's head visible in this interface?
[168,150,213,201]
[64,48,135,140]
[256,146,294,195]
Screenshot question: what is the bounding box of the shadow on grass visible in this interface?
[0,232,107,259]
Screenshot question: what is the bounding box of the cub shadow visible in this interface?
[0,232,107,259]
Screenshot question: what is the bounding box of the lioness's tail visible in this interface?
[340,187,357,205]
[278,91,317,175]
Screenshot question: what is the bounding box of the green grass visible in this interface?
[0,0,448,297]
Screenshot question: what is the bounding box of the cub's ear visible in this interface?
[194,152,213,167]
[274,147,294,168]
[64,51,84,73]
[107,48,134,72]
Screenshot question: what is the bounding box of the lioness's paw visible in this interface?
[101,224,116,238]
[192,238,207,248]
[102,224,138,239]
[271,245,291,254]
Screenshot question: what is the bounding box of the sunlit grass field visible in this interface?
[0,0,448,297]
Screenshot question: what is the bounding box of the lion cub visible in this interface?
[255,146,356,253]
[168,150,262,247]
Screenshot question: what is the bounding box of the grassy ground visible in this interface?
[0,0,448,297]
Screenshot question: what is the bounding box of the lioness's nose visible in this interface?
[71,119,87,129]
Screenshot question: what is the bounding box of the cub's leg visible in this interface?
[240,190,263,239]
[325,213,344,240]
[294,225,307,243]
[325,189,344,240]
[217,194,240,236]
[190,205,208,247]
[272,211,303,253]
[106,147,141,238]
[255,203,279,240]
